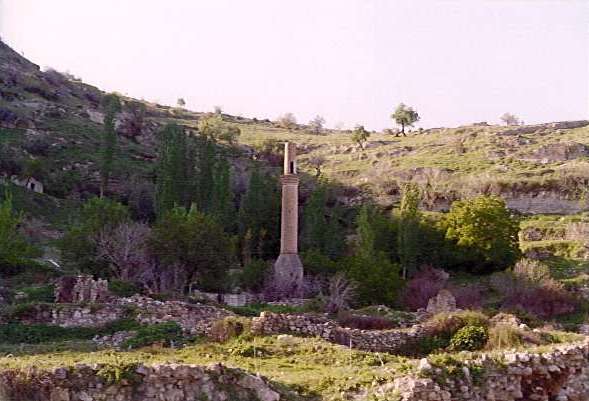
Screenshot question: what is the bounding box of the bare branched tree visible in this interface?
[94,222,154,282]
[308,155,326,178]
[324,273,356,313]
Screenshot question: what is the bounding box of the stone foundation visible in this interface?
[54,275,110,303]
[0,363,281,401]
[252,312,427,354]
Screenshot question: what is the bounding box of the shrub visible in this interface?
[486,324,524,350]
[16,285,54,303]
[109,279,141,298]
[426,310,489,341]
[337,312,395,330]
[400,266,447,310]
[239,259,269,292]
[208,316,251,343]
[449,325,488,351]
[123,322,183,349]
[490,259,577,319]
[449,284,483,309]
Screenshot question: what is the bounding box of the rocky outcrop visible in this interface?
[521,142,589,163]
[390,341,589,401]
[252,312,428,355]
[0,363,283,401]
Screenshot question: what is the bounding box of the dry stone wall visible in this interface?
[390,341,589,401]
[0,363,282,401]
[118,295,233,335]
[252,312,427,354]
[7,295,232,333]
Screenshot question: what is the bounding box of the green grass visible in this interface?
[0,335,414,401]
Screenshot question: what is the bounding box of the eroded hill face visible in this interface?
[1,39,589,217]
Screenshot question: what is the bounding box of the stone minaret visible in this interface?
[272,142,304,298]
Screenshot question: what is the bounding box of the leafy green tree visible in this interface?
[308,115,325,135]
[277,113,297,130]
[0,194,35,270]
[347,204,401,305]
[398,183,421,279]
[442,196,520,272]
[60,197,129,275]
[351,125,370,149]
[345,252,400,306]
[100,93,122,197]
[238,167,280,261]
[302,184,345,259]
[356,204,397,260]
[500,112,520,126]
[391,103,419,136]
[177,98,186,108]
[155,124,190,216]
[150,205,234,292]
[211,158,236,231]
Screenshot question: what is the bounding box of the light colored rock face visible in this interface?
[0,363,283,401]
[426,289,457,315]
[390,341,589,401]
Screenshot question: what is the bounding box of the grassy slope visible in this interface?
[0,335,413,401]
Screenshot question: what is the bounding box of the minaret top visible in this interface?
[284,142,297,175]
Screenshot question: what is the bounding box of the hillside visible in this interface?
[3,39,589,218]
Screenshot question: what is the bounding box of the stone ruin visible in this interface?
[54,275,110,303]
[425,289,457,315]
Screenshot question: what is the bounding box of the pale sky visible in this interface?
[1,0,588,130]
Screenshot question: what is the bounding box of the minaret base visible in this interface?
[271,253,304,299]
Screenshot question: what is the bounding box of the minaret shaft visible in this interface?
[272,142,304,298]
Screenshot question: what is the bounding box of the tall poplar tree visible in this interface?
[99,94,121,198]
[398,183,421,279]
[155,124,189,216]
[211,158,235,231]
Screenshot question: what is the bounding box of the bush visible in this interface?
[109,279,141,298]
[449,284,483,309]
[123,322,183,349]
[16,285,54,303]
[449,325,488,351]
[426,310,489,341]
[490,259,577,319]
[337,312,395,330]
[208,316,251,343]
[486,325,524,350]
[239,259,270,292]
[400,267,448,311]
[0,323,96,344]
